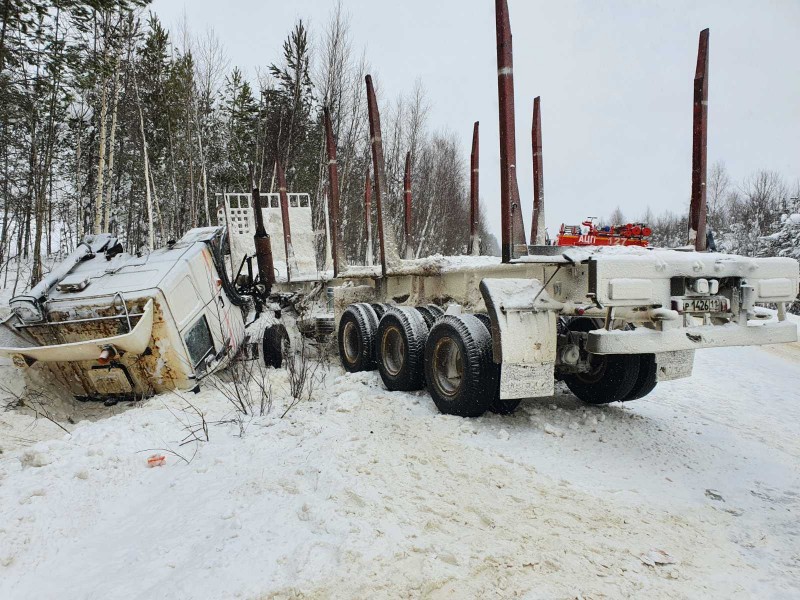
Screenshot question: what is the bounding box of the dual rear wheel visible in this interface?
[338,304,505,417]
[338,306,657,417]
[561,318,657,404]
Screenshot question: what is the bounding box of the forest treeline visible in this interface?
[0,0,497,290]
[606,163,800,261]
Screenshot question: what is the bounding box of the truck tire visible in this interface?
[474,313,492,330]
[623,353,658,401]
[376,307,427,391]
[562,318,640,404]
[263,324,289,368]
[424,314,496,417]
[338,303,379,372]
[371,303,390,320]
[472,313,520,415]
[426,304,445,319]
[415,305,441,329]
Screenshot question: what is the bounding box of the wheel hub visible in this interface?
[382,326,405,376]
[432,336,463,397]
[342,321,359,364]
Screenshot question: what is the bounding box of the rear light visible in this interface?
[694,278,709,294]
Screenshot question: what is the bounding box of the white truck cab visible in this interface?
[0,227,248,401]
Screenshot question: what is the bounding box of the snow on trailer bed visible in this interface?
[1,339,799,599]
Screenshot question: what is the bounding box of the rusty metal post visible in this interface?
[469,121,480,255]
[276,161,297,281]
[323,106,344,277]
[251,185,275,294]
[689,29,709,251]
[323,106,343,276]
[495,0,527,262]
[531,96,546,245]
[365,74,399,276]
[364,169,373,266]
[403,152,413,259]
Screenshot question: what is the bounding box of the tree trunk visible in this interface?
[75,111,83,243]
[94,60,109,234]
[191,95,211,225]
[134,73,155,249]
[103,52,121,232]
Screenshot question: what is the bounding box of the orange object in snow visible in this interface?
[147,454,166,467]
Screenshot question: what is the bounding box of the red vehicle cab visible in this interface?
[556,218,651,247]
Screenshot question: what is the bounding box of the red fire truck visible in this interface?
[556,218,652,247]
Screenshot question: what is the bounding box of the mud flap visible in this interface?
[479,279,557,400]
[655,350,695,381]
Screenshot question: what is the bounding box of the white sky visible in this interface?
[151,0,800,240]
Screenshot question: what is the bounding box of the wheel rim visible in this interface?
[381,325,405,376]
[342,320,360,364]
[432,336,463,397]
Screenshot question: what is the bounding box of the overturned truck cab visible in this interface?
[0,227,249,402]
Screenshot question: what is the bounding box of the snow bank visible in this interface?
[1,344,799,597]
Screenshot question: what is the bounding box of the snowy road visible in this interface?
[0,342,798,599]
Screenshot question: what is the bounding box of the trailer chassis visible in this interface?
[332,247,797,415]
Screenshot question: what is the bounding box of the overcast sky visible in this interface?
[151,0,799,240]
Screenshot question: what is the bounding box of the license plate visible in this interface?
[679,296,729,313]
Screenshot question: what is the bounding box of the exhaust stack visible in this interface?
[470,121,480,256]
[323,107,344,276]
[251,185,275,294]
[364,169,373,266]
[495,0,528,262]
[365,74,399,276]
[276,161,299,281]
[404,152,413,259]
[689,29,709,251]
[530,96,546,245]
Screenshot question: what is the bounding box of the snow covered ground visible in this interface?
[0,340,798,599]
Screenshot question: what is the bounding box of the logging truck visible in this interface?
[0,2,797,417]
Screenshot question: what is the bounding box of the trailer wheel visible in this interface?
[426,304,445,319]
[424,314,496,417]
[415,305,441,329]
[474,313,492,330]
[472,313,520,415]
[623,354,658,401]
[376,307,427,391]
[370,303,390,320]
[338,303,379,372]
[562,318,640,404]
[262,324,289,368]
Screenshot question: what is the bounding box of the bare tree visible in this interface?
[707,161,731,230]
[608,206,626,226]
